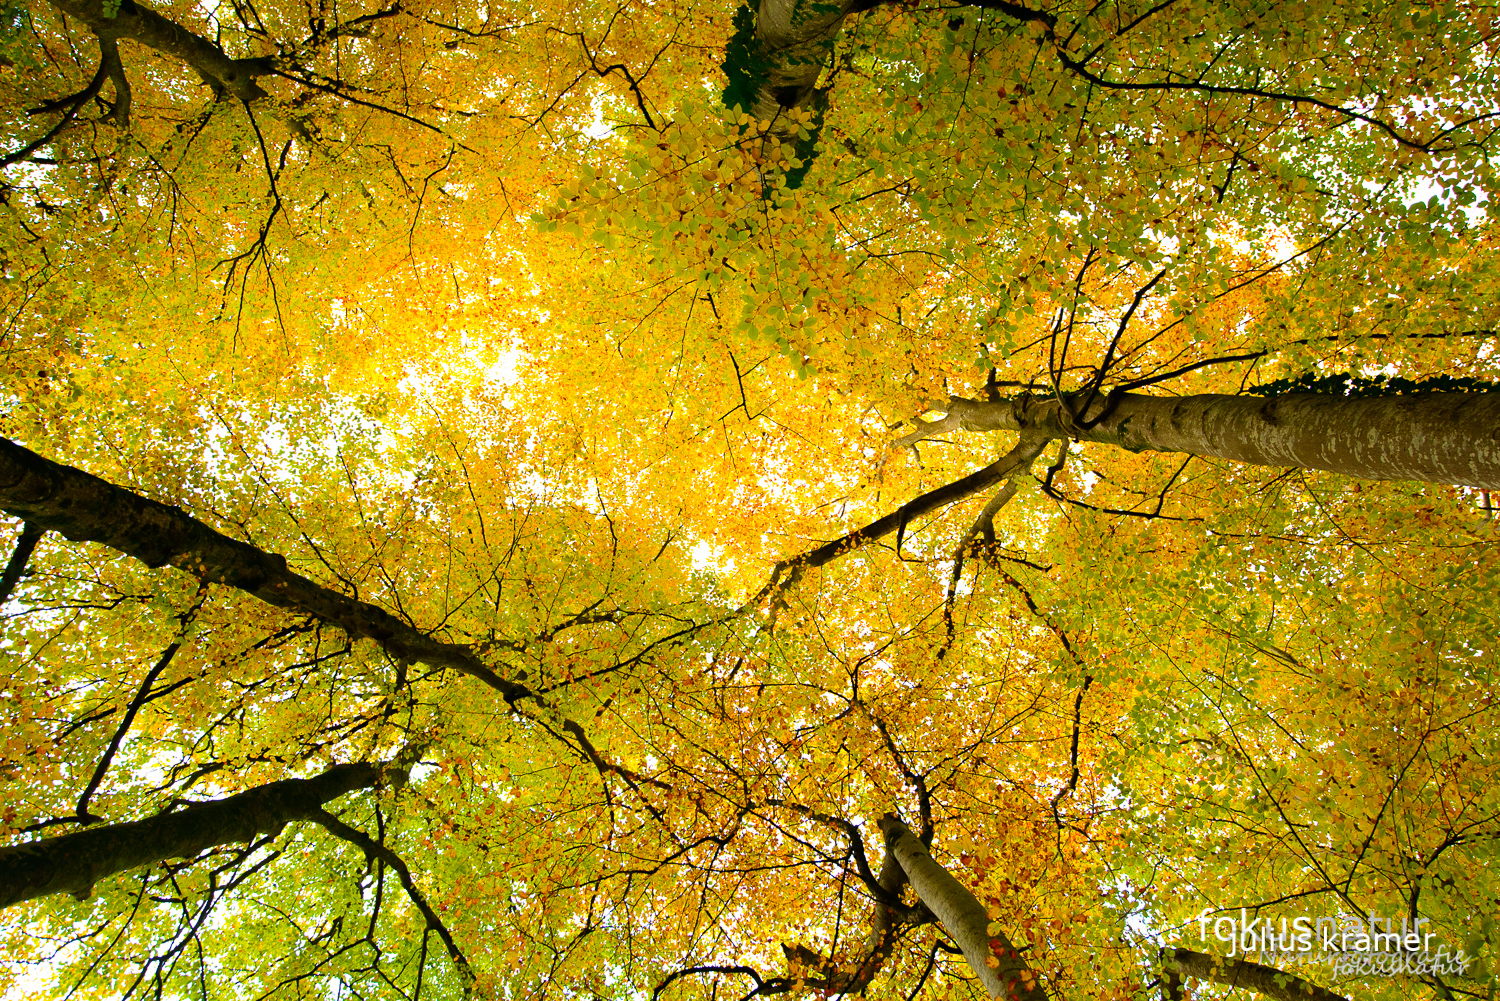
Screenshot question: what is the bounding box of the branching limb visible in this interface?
[967,481,1021,549]
[0,436,534,702]
[48,0,274,102]
[561,28,665,130]
[938,478,1025,662]
[101,37,132,128]
[0,521,43,605]
[0,437,675,865]
[979,564,1095,826]
[1051,47,1479,152]
[653,965,794,1001]
[76,584,209,823]
[312,809,477,996]
[748,435,1050,612]
[1069,267,1168,431]
[892,411,966,450]
[861,705,934,843]
[758,799,895,905]
[1047,674,1093,826]
[1,41,113,167]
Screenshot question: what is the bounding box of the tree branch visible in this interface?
[748,435,1049,611]
[1161,948,1348,1001]
[0,762,386,909]
[0,437,534,702]
[0,521,43,605]
[75,586,209,824]
[48,0,274,102]
[312,809,477,995]
[0,41,113,166]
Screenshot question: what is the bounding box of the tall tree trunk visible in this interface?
[758,390,1499,606]
[878,814,1046,1001]
[0,437,532,701]
[0,762,382,910]
[933,391,1500,488]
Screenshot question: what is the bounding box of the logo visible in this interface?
[1194,909,1471,977]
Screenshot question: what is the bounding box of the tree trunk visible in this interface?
[1161,948,1348,1001]
[0,762,382,910]
[0,436,531,701]
[940,391,1500,488]
[878,814,1046,1001]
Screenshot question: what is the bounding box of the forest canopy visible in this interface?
[1,0,1498,999]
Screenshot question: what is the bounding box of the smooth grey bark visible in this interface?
[878,814,1046,1001]
[0,762,381,910]
[0,437,533,702]
[933,391,1500,488]
[1161,948,1348,1001]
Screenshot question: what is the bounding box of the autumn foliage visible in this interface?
[1,0,1498,998]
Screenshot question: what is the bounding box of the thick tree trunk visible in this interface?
[1161,948,1348,1001]
[0,437,532,701]
[878,814,1046,1001]
[0,762,381,910]
[940,391,1500,488]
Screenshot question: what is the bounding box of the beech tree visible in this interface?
[3,0,1498,999]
